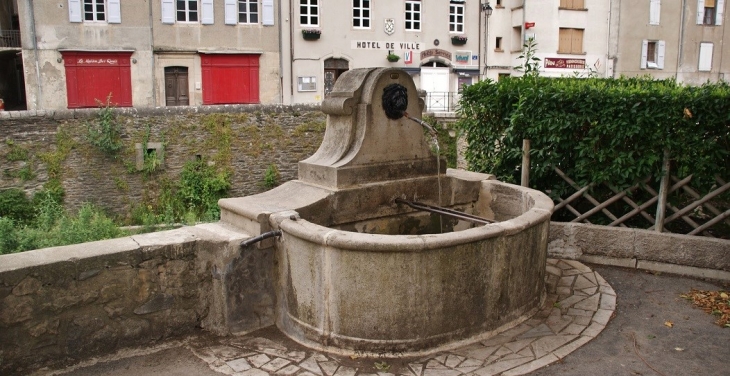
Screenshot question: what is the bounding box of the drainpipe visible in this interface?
[148,0,157,106]
[288,0,295,104]
[26,0,41,109]
[716,1,726,81]
[277,0,284,104]
[676,0,686,80]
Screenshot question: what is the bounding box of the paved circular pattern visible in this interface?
[187,259,616,376]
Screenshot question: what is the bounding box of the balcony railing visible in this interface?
[425,91,460,113]
[0,30,21,48]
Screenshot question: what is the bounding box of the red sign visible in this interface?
[525,22,535,29]
[545,58,586,69]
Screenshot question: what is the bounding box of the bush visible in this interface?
[0,189,35,225]
[457,77,730,195]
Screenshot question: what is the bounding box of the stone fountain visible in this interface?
[219,67,553,356]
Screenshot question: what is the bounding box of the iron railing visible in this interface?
[425,91,460,112]
[0,30,21,48]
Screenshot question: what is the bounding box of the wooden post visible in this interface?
[521,139,530,187]
[654,149,671,232]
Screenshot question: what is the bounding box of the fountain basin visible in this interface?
[260,173,553,355]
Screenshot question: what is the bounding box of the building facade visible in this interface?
[4,1,727,111]
[16,0,280,111]
[281,0,487,109]
[610,0,727,84]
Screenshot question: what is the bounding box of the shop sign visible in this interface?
[545,58,586,69]
[454,51,471,64]
[76,58,120,65]
[420,49,452,61]
[351,41,421,50]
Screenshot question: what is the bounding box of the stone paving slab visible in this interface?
[184,259,615,376]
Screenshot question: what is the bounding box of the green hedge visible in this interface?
[457,76,730,196]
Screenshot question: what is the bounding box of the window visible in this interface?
[352,0,371,28]
[512,26,522,51]
[69,0,120,23]
[698,42,713,71]
[650,0,661,25]
[238,0,259,24]
[641,40,665,69]
[177,0,199,22]
[84,0,106,21]
[300,0,319,26]
[405,1,421,31]
[558,28,584,54]
[449,2,464,33]
[697,0,725,26]
[298,76,317,92]
[495,37,503,51]
[559,0,585,10]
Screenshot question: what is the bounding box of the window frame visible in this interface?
[238,0,260,24]
[405,0,421,31]
[449,2,465,33]
[177,0,200,23]
[352,0,371,29]
[558,28,584,55]
[300,0,320,27]
[83,0,106,22]
[298,76,317,92]
[698,42,713,71]
[559,0,585,10]
[641,39,665,69]
[697,0,725,26]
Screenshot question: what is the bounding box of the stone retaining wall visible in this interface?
[548,222,730,280]
[0,105,325,215]
[0,222,273,375]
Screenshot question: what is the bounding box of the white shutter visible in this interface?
[640,40,648,69]
[698,42,713,71]
[649,0,661,25]
[262,0,275,26]
[161,0,175,24]
[225,0,238,25]
[717,0,725,25]
[68,0,82,22]
[657,40,666,69]
[201,0,214,24]
[697,0,705,24]
[108,0,122,23]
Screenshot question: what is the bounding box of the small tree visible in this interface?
[514,37,541,78]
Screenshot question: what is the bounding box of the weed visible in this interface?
[263,164,280,189]
[86,96,124,156]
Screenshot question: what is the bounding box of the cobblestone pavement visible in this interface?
[181,259,615,376]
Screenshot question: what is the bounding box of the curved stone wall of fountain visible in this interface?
[219,67,553,356]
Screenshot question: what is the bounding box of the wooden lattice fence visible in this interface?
[521,140,730,238]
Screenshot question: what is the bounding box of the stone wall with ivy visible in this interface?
[0,105,325,221]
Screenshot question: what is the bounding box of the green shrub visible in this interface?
[457,77,730,195]
[263,164,280,189]
[0,217,19,254]
[87,97,124,155]
[177,158,231,222]
[0,189,35,225]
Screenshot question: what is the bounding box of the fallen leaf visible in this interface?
[681,289,730,327]
[675,347,684,351]
[664,321,674,328]
[721,292,729,300]
[349,355,359,360]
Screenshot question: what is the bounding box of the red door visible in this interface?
[201,54,260,105]
[61,51,133,108]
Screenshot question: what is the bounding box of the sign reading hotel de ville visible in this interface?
[351,41,421,50]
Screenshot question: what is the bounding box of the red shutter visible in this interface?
[201,54,260,105]
[61,51,133,108]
